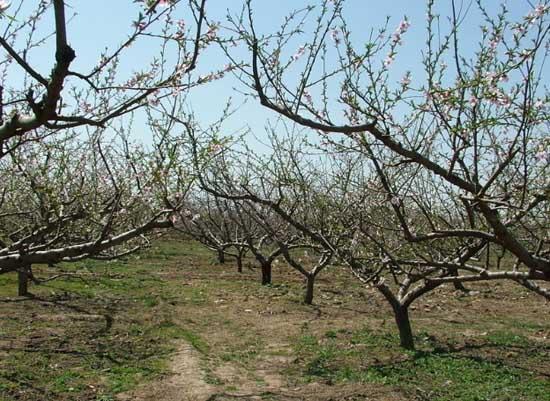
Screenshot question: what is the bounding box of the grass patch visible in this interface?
[0,240,189,401]
[293,327,550,400]
[1,238,549,400]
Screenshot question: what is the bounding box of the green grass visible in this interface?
[1,239,549,400]
[293,327,550,401]
[0,239,193,401]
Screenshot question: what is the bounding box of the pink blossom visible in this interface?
[533,4,549,18]
[400,73,411,86]
[331,29,341,45]
[0,1,9,13]
[148,95,160,106]
[205,23,219,41]
[133,20,146,31]
[79,101,93,113]
[391,18,410,45]
[292,45,307,61]
[223,63,235,72]
[303,90,313,105]
[398,19,411,32]
[535,149,549,163]
[383,54,395,67]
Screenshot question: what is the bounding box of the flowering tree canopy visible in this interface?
[183,0,550,348]
[0,0,213,295]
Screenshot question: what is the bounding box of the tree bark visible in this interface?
[304,274,315,304]
[377,283,415,350]
[18,265,30,297]
[236,248,246,273]
[217,248,225,264]
[449,267,469,292]
[392,303,414,350]
[236,254,243,273]
[261,263,272,285]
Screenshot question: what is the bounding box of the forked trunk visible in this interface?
[377,283,415,350]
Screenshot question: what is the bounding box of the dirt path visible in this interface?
[119,342,215,401]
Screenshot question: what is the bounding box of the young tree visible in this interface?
[175,189,251,269]
[188,123,340,303]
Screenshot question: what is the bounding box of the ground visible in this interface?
[0,239,549,401]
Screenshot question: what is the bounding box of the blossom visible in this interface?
[79,101,93,113]
[223,63,235,72]
[205,23,219,41]
[398,19,411,32]
[535,148,549,163]
[525,4,549,24]
[148,95,160,106]
[383,54,395,67]
[208,143,223,153]
[492,94,511,107]
[400,72,411,86]
[303,90,313,105]
[331,29,341,45]
[391,18,410,45]
[292,45,307,61]
[133,20,146,31]
[173,20,186,39]
[0,1,9,13]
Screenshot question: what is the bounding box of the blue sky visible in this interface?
[3,0,543,147]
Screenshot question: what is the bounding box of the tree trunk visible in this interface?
[304,274,315,304]
[453,280,468,292]
[236,255,243,273]
[236,248,245,273]
[392,304,414,350]
[261,263,272,285]
[449,267,468,292]
[18,265,30,297]
[217,248,225,264]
